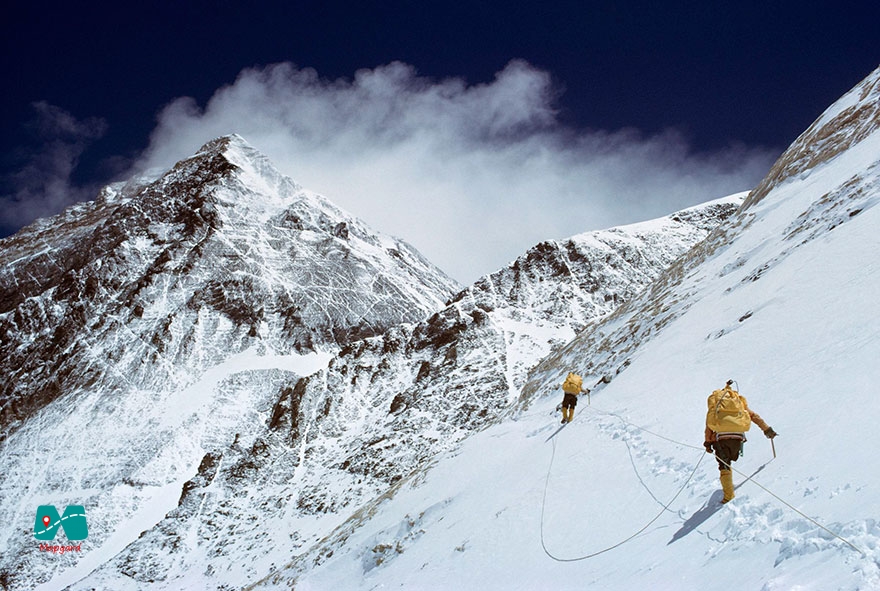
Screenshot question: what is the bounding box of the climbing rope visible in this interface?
[586,405,705,451]
[714,450,866,557]
[540,403,868,560]
[540,418,706,562]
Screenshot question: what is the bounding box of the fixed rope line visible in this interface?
[552,402,867,558]
[540,417,706,562]
[584,404,704,451]
[713,452,867,557]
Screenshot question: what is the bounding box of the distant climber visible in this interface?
[560,372,589,424]
[704,380,777,503]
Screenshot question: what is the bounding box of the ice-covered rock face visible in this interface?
[0,135,459,436]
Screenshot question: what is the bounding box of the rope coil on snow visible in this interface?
[540,418,705,562]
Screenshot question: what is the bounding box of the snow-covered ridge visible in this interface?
[745,64,880,207]
[522,67,880,402]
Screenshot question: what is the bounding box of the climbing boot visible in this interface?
[719,469,735,504]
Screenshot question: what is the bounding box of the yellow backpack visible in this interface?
[562,372,583,394]
[707,387,751,432]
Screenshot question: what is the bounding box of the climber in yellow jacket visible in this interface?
[704,380,777,503]
[560,372,590,424]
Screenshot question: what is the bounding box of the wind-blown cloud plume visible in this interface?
[136,60,776,283]
[5,62,776,284]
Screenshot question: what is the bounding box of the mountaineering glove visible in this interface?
[764,427,777,439]
[704,441,714,454]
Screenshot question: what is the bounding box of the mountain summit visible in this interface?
[0,135,458,434]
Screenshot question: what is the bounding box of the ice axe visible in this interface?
[766,427,778,458]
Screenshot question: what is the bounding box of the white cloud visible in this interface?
[137,60,776,285]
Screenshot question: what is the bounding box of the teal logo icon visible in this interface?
[34,505,88,541]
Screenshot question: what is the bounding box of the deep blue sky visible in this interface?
[2,0,878,242]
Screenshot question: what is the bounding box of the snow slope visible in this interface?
[253,67,880,590]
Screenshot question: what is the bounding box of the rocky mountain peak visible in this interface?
[0,136,458,437]
[136,134,301,228]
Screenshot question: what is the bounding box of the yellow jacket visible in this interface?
[704,385,769,442]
